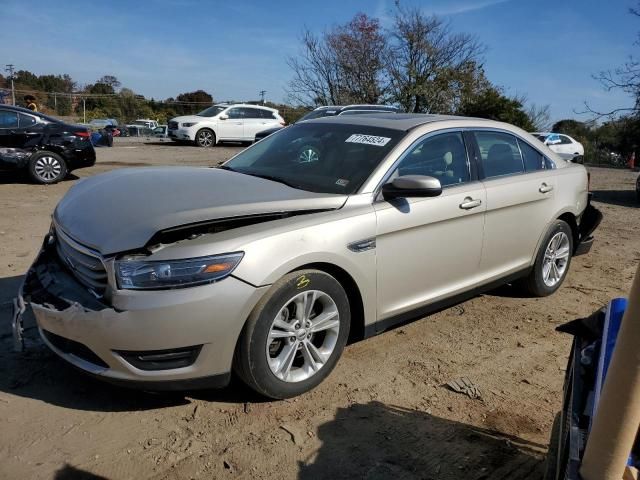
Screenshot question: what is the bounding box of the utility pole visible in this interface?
[82,97,86,124]
[259,90,266,105]
[5,64,15,106]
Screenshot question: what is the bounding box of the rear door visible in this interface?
[241,107,273,141]
[471,129,557,278]
[0,109,27,169]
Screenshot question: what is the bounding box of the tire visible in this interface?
[522,220,573,297]
[195,128,215,148]
[543,412,561,480]
[28,151,68,184]
[234,269,351,399]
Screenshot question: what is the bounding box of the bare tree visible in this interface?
[385,7,486,113]
[584,4,640,117]
[526,103,552,131]
[287,30,344,106]
[287,14,387,106]
[327,13,387,104]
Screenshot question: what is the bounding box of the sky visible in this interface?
[0,0,637,122]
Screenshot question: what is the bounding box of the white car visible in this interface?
[169,104,285,147]
[533,132,584,162]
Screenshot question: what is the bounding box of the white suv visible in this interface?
[533,132,585,162]
[168,104,285,147]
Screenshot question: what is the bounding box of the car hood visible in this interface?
[54,167,347,255]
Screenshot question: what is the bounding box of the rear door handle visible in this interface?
[539,183,553,193]
[459,197,482,210]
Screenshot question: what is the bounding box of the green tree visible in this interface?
[459,86,534,130]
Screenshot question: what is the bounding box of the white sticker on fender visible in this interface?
[345,134,391,147]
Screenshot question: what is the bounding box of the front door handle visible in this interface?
[539,183,554,194]
[459,197,482,210]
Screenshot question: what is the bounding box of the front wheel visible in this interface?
[234,270,350,399]
[195,128,215,148]
[28,151,68,184]
[522,220,573,297]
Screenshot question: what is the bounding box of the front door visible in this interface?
[374,131,486,321]
[217,108,244,140]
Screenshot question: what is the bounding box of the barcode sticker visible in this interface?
[345,134,391,147]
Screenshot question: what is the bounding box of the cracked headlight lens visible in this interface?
[115,252,243,290]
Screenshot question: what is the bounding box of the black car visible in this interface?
[0,105,96,184]
[254,104,403,142]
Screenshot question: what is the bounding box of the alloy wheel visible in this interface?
[197,130,213,147]
[34,156,62,182]
[542,232,571,287]
[266,290,340,383]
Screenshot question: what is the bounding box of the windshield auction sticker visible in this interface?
[345,134,391,147]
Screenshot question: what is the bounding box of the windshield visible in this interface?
[534,134,549,142]
[197,105,226,117]
[298,109,339,122]
[223,123,403,194]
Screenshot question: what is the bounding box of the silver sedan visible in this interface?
[14,114,601,399]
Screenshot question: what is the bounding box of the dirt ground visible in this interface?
[1,140,638,480]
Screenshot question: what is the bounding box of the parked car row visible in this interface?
[14,113,601,399]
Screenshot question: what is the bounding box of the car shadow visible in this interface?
[591,189,639,208]
[53,464,110,480]
[0,171,79,185]
[298,401,547,479]
[0,274,267,412]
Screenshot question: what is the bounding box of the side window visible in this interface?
[227,108,243,119]
[259,109,277,119]
[391,132,470,187]
[241,108,261,119]
[0,110,19,129]
[474,131,524,178]
[518,139,546,172]
[18,113,37,128]
[559,135,573,145]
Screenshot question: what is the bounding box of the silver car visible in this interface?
[13,114,601,399]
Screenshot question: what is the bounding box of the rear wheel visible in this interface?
[195,128,215,148]
[234,270,350,399]
[28,151,67,184]
[522,220,573,296]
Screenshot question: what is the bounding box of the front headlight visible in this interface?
[115,252,243,290]
[182,122,197,127]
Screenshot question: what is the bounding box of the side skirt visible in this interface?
[364,268,531,338]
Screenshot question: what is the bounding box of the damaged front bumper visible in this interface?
[13,234,268,390]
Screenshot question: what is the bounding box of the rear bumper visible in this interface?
[66,144,96,170]
[574,197,603,257]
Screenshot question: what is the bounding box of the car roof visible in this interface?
[216,103,278,112]
[306,113,494,131]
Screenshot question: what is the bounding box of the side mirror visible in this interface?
[219,114,229,120]
[381,175,442,200]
